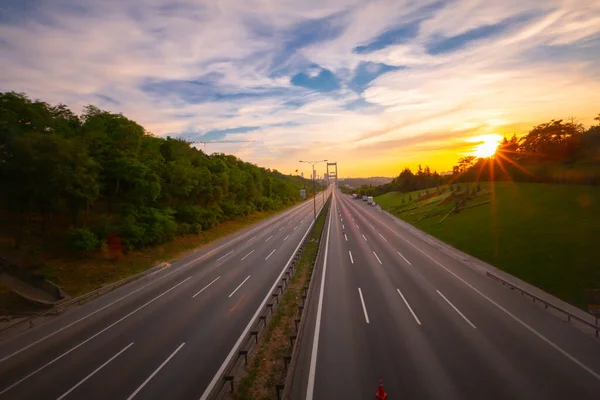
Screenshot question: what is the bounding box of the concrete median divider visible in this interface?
[204,195,331,400]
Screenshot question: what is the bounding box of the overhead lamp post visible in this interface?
[299,159,327,220]
[322,171,326,205]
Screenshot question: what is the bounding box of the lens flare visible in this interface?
[470,134,502,158]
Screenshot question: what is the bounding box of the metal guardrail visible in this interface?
[0,262,170,334]
[280,197,331,400]
[486,272,600,337]
[207,196,330,400]
[0,196,321,336]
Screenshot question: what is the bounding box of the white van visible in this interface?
[367,196,373,205]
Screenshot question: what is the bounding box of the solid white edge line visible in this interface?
[437,290,476,329]
[265,249,277,260]
[57,342,134,400]
[284,235,290,241]
[192,276,221,298]
[362,234,367,241]
[305,194,333,400]
[217,250,233,262]
[379,233,387,242]
[358,288,370,324]
[0,277,191,396]
[228,276,251,298]
[346,189,600,381]
[397,288,422,325]
[348,250,354,264]
[373,251,382,265]
[200,201,323,400]
[3,198,314,361]
[265,235,273,242]
[382,222,600,381]
[126,343,185,400]
[397,251,412,265]
[241,250,255,261]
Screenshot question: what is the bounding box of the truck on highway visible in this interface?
[362,195,368,201]
[367,196,373,205]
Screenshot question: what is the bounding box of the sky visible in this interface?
[1,0,599,177]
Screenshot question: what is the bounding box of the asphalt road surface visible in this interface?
[0,192,327,400]
[289,188,600,400]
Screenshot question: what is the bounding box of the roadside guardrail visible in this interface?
[486,271,600,338]
[280,198,330,400]
[0,261,170,334]
[1,196,322,337]
[206,197,329,400]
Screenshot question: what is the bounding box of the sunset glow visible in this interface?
[470,134,503,158]
[1,1,599,176]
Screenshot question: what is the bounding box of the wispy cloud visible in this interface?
[1,0,599,176]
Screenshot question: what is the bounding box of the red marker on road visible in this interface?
[375,376,387,399]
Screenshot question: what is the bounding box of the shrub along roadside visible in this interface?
[233,197,330,400]
[0,202,304,316]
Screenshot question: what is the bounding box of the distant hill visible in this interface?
[338,177,393,188]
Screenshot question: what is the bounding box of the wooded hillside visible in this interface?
[0,92,317,255]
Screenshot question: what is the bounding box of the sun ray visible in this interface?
[495,152,539,180]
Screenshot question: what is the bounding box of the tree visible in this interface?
[457,156,477,173]
[520,119,583,163]
[0,91,318,254]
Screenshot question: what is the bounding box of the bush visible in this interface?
[220,201,245,220]
[117,215,146,251]
[256,196,277,211]
[68,227,99,253]
[139,207,177,245]
[175,205,219,231]
[117,207,177,250]
[177,222,202,235]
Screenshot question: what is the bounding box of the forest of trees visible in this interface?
[0,92,318,253]
[346,115,600,197]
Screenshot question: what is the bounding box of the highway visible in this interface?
[0,192,327,400]
[289,188,600,399]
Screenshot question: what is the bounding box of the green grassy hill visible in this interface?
[376,182,600,309]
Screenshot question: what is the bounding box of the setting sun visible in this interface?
[470,134,503,158]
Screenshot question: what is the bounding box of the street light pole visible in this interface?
[322,171,325,205]
[299,159,327,220]
[312,167,316,218]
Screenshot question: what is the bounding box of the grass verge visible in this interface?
[376,182,600,309]
[233,197,330,400]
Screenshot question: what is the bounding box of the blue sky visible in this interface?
[1,0,599,176]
